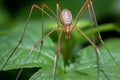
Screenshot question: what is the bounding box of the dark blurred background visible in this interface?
[0,0,120,21]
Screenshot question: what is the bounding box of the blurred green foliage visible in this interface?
[0,0,120,20]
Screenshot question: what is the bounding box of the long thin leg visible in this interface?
[39,5,44,52]
[56,3,62,27]
[32,4,58,24]
[87,4,95,43]
[15,28,57,80]
[52,4,62,80]
[15,4,62,80]
[1,3,59,79]
[87,3,100,80]
[76,27,110,80]
[70,0,112,79]
[40,4,60,25]
[39,3,62,53]
[52,30,62,80]
[1,3,58,71]
[89,1,120,69]
[0,4,34,70]
[71,0,91,30]
[38,4,45,54]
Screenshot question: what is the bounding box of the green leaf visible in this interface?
[0,21,56,70]
[29,38,120,80]
[0,20,120,80]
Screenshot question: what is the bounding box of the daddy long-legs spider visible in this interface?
[0,0,120,80]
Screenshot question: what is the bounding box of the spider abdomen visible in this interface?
[60,9,72,26]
